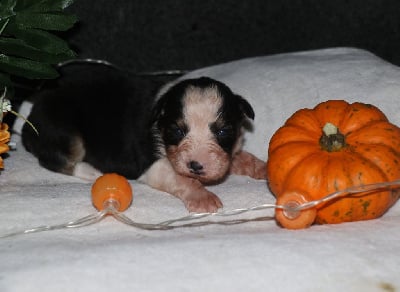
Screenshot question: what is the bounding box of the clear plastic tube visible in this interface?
[1,179,400,238]
[293,179,400,211]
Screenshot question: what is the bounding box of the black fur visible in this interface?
[22,65,161,178]
[22,68,254,179]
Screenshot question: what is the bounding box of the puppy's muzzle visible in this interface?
[188,160,205,175]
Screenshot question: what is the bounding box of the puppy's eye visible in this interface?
[173,126,185,138]
[216,126,233,138]
[211,123,237,152]
[164,123,187,145]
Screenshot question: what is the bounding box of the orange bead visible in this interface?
[91,173,133,212]
[275,191,316,229]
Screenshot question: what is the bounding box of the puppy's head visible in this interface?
[152,77,254,183]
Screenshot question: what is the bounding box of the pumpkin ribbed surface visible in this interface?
[267,100,400,224]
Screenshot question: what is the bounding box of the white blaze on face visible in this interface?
[183,86,222,139]
[167,85,230,183]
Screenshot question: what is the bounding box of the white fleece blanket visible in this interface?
[1,48,400,292]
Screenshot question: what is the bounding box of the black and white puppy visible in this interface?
[22,66,266,212]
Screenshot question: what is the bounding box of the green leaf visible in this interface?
[0,0,17,20]
[0,53,59,79]
[6,24,76,55]
[0,38,75,63]
[0,0,76,93]
[15,0,75,13]
[16,12,77,31]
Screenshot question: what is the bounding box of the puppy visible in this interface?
[22,66,266,212]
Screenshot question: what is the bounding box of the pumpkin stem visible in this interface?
[320,122,346,152]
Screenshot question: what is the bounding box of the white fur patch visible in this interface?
[182,86,222,135]
[72,162,103,181]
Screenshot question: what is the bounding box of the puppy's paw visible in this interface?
[73,162,103,181]
[183,189,223,213]
[230,150,267,180]
[252,159,267,180]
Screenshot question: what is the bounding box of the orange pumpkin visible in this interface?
[0,123,10,169]
[267,100,400,228]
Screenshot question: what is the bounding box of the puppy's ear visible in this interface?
[237,95,255,120]
[151,97,167,124]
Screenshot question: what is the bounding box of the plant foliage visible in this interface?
[0,0,77,90]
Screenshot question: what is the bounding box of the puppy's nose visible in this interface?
[188,160,204,174]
